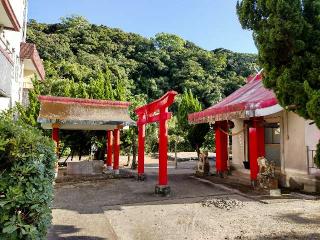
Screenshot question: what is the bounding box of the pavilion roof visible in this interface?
[38,96,135,130]
[188,73,279,124]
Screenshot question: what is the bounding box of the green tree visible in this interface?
[177,90,202,130]
[237,0,320,166]
[177,90,210,154]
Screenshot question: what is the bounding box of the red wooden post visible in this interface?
[249,118,265,182]
[106,130,113,170]
[52,123,60,155]
[113,128,120,175]
[215,120,228,176]
[52,123,60,179]
[158,107,169,187]
[137,123,146,180]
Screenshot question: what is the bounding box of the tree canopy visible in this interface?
[237,0,320,166]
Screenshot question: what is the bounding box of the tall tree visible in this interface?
[177,90,210,154]
[237,0,320,166]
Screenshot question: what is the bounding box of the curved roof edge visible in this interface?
[188,73,279,124]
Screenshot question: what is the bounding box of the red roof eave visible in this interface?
[20,43,45,80]
[38,96,132,109]
[1,0,21,31]
[188,73,278,123]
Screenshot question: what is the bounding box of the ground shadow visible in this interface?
[254,232,320,240]
[278,212,320,225]
[47,225,106,240]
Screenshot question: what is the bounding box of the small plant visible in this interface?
[0,112,56,239]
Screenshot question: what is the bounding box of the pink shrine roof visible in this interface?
[188,73,279,124]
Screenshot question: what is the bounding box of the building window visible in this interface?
[265,124,280,144]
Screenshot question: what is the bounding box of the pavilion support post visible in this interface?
[155,107,170,196]
[106,130,113,171]
[113,128,120,175]
[137,123,146,181]
[249,117,265,185]
[215,120,228,177]
[52,123,60,179]
[52,123,60,155]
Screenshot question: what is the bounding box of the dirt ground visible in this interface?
[48,157,320,240]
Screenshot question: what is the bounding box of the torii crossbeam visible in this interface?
[135,91,178,196]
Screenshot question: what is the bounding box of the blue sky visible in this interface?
[28,0,257,53]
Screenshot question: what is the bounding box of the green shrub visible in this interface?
[0,113,56,239]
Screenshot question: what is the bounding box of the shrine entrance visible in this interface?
[135,91,178,196]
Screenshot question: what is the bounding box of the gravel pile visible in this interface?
[201,197,244,210]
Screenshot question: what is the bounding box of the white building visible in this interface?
[0,0,44,111]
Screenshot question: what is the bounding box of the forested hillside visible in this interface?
[24,16,258,154]
[27,16,257,106]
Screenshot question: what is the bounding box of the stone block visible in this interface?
[67,160,104,175]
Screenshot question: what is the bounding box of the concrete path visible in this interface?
[47,160,320,240]
[47,161,233,239]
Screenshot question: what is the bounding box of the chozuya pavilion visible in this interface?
[37,95,135,174]
[188,72,320,192]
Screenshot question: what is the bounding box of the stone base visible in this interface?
[196,171,210,177]
[107,166,113,171]
[155,185,171,197]
[270,189,281,197]
[216,171,228,178]
[251,180,258,188]
[113,169,120,175]
[67,161,104,175]
[137,173,146,181]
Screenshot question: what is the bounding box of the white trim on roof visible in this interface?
[254,104,283,117]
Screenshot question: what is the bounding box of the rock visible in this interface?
[200,197,244,210]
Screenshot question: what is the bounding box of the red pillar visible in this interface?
[106,130,113,170]
[113,128,120,174]
[249,118,265,181]
[52,124,60,178]
[215,121,228,175]
[52,125,60,155]
[137,123,145,179]
[158,107,168,187]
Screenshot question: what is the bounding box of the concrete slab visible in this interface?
[67,160,104,175]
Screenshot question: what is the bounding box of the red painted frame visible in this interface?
[106,130,113,169]
[249,117,265,181]
[215,121,229,174]
[135,91,178,187]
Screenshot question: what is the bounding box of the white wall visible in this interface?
[4,0,26,54]
[0,97,10,111]
[282,111,308,173]
[231,119,245,169]
[305,120,320,150]
[1,0,27,109]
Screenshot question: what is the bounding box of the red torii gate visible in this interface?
[135,91,178,196]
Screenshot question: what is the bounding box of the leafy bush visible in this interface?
[0,112,56,239]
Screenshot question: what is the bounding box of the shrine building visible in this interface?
[188,72,320,192]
